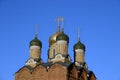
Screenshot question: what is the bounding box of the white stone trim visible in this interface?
[52,54,65,61]
[75,49,84,53]
[57,40,67,44]
[26,59,37,65]
[75,62,80,66]
[30,46,40,49]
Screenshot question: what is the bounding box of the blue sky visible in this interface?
[0,0,120,80]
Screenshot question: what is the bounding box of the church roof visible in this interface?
[30,36,42,47]
[74,41,85,51]
[56,32,69,42]
[49,31,61,45]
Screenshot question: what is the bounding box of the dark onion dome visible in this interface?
[30,37,42,47]
[73,41,85,51]
[49,31,61,45]
[56,32,69,42]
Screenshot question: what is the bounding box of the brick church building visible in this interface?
[15,17,96,80]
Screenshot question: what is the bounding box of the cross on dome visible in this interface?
[78,27,80,41]
[57,16,64,32]
[35,24,39,38]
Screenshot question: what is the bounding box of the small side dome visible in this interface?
[74,41,85,51]
[56,32,69,42]
[30,37,42,47]
[49,31,61,45]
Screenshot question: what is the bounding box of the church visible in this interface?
[15,17,97,80]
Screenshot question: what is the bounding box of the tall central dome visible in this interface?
[49,28,61,45]
[49,16,62,46]
[48,17,71,63]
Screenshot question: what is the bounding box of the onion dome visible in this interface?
[56,32,69,42]
[74,41,85,51]
[49,31,61,45]
[30,36,42,47]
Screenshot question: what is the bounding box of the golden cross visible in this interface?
[78,27,80,41]
[57,16,61,27]
[61,17,64,28]
[61,17,64,32]
[57,16,63,32]
[35,24,39,38]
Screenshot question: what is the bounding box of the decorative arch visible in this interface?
[79,68,87,80]
[15,66,32,80]
[48,63,68,80]
[68,63,78,80]
[32,65,48,80]
[88,71,96,80]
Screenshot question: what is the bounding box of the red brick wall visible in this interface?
[15,64,96,80]
[15,67,32,80]
[68,65,78,80]
[79,68,87,80]
[32,65,48,80]
[48,63,68,80]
